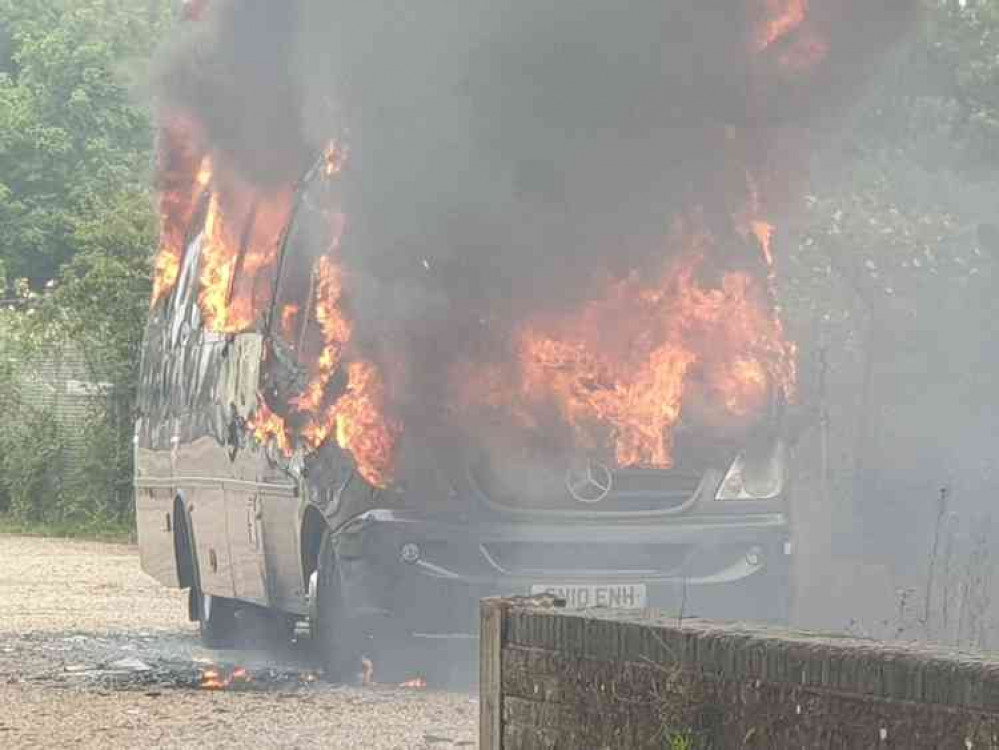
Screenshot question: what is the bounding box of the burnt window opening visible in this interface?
[270,172,343,347]
[140,185,212,424]
[167,194,210,349]
[137,216,205,426]
[223,189,293,336]
[262,169,350,418]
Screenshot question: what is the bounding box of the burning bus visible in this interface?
[135,0,912,675]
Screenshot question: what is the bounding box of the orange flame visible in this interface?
[151,118,211,307]
[199,665,253,691]
[711,357,770,417]
[198,179,293,334]
[755,0,808,52]
[519,328,697,468]
[331,361,400,488]
[249,228,399,487]
[157,145,402,487]
[291,254,352,413]
[250,401,294,456]
[461,222,795,469]
[750,220,775,267]
[751,0,829,71]
[197,191,231,327]
[200,666,224,690]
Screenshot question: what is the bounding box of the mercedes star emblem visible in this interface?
[565,460,614,504]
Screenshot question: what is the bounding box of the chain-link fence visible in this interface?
[0,315,137,529]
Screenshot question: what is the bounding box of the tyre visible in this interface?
[311,527,363,681]
[194,589,240,648]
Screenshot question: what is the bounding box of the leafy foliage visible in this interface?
[780,0,999,588]
[0,0,169,285]
[0,310,64,522]
[0,0,167,531]
[923,0,999,170]
[0,285,146,529]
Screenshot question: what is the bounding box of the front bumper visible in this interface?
[331,506,792,636]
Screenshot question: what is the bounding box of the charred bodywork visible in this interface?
[136,157,794,663]
[129,0,922,664]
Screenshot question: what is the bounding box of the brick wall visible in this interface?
[480,598,999,749]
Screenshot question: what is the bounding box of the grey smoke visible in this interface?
[153,0,917,453]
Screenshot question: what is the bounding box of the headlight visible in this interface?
[715,442,786,500]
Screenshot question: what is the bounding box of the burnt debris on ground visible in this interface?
[31,658,322,694]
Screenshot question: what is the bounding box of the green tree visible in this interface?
[0,0,170,530]
[781,0,999,594]
[0,0,169,285]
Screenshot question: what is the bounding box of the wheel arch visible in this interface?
[172,494,196,591]
[300,505,328,589]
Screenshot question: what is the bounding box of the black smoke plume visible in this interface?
[153,0,918,468]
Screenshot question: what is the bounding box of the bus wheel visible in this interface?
[193,588,239,649]
[311,528,363,682]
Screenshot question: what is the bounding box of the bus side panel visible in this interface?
[225,487,269,606]
[260,490,308,614]
[175,336,238,599]
[135,488,180,587]
[135,420,180,587]
[187,484,236,598]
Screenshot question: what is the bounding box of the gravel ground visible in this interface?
[0,534,477,749]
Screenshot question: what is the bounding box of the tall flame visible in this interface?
[755,0,808,52]
[249,261,399,486]
[462,221,796,470]
[153,129,398,486]
[332,361,400,489]
[153,130,788,485]
[246,197,399,487]
[197,180,293,334]
[751,0,829,71]
[292,249,352,413]
[151,118,210,307]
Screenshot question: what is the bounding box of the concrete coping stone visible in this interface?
[493,601,999,711]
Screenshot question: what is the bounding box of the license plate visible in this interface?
[530,583,647,610]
